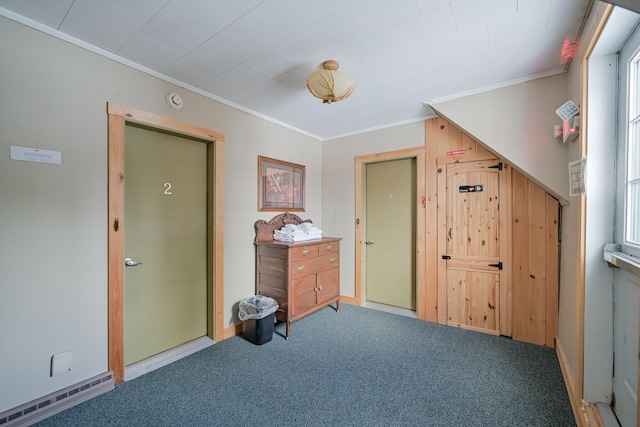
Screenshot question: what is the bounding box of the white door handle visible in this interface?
[125,258,143,267]
[365,240,375,245]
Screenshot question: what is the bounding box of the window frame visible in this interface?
[622,43,640,256]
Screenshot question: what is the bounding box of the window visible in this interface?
[626,51,640,247]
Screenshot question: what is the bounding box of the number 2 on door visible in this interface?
[164,182,172,195]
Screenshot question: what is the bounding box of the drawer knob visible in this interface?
[326,244,333,250]
[329,258,336,263]
[318,285,323,291]
[301,249,310,256]
[296,266,305,273]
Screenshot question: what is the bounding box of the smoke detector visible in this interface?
[166,92,184,110]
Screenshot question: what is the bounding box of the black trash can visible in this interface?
[238,295,278,345]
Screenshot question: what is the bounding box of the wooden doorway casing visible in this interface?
[107,102,225,383]
[354,147,432,320]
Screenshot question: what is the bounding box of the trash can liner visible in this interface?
[238,295,279,321]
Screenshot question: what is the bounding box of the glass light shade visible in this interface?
[306,60,355,104]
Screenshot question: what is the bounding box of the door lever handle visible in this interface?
[125,258,143,267]
[365,240,375,245]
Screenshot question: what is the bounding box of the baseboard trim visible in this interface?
[0,371,114,427]
[556,338,586,426]
[224,323,242,339]
[124,336,214,381]
[339,295,358,305]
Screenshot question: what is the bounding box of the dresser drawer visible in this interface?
[319,241,339,255]
[291,253,339,279]
[290,244,319,261]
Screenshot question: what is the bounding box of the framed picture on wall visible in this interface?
[258,156,305,212]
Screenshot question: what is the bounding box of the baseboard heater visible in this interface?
[0,371,114,426]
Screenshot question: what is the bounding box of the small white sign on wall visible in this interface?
[568,157,586,196]
[10,145,62,164]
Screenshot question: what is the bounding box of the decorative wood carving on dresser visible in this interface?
[254,213,341,339]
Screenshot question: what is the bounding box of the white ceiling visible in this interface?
[0,0,592,140]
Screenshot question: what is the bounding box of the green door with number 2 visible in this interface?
[123,125,207,366]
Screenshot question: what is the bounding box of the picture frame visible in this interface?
[258,156,305,212]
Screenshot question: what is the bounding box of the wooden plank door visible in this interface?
[445,160,502,335]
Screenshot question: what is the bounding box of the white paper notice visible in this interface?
[568,157,586,196]
[10,145,62,164]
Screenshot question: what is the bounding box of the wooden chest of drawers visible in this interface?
[255,237,341,339]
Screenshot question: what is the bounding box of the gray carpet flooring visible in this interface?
[35,304,575,426]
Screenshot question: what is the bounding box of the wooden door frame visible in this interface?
[107,102,225,383]
[354,147,431,320]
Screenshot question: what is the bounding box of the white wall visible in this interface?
[558,5,596,404]
[431,74,570,204]
[322,122,425,297]
[562,2,623,406]
[0,16,322,412]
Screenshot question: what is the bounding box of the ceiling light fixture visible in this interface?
[306,60,355,104]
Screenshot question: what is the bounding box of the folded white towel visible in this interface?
[273,223,323,242]
[274,233,322,242]
[274,229,306,236]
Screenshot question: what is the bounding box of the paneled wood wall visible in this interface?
[426,117,559,347]
[511,170,559,348]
